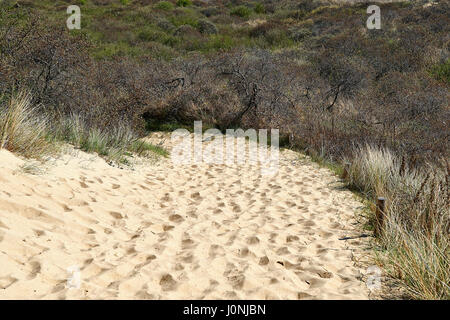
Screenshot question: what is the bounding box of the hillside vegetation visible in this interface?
[0,0,449,299]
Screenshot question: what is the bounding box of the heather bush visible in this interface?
[197,19,218,35]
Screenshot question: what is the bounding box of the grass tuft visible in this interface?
[0,93,169,164]
[345,145,449,299]
[0,92,55,159]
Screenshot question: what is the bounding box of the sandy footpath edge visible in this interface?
[0,132,374,299]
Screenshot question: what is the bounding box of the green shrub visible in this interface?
[162,35,180,47]
[176,0,191,7]
[92,42,146,59]
[169,12,198,28]
[254,3,265,14]
[264,29,292,47]
[137,27,180,47]
[155,1,174,11]
[204,35,235,51]
[430,59,450,84]
[138,29,161,42]
[249,23,292,47]
[230,6,252,18]
[274,9,306,21]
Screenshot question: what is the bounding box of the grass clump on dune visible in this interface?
[0,93,168,164]
[346,145,450,300]
[53,113,169,164]
[0,92,55,159]
[129,140,169,158]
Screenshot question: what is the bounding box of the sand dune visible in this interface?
[0,132,371,299]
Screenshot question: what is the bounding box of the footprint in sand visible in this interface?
[160,274,177,291]
[169,214,184,223]
[109,211,123,219]
[27,261,41,280]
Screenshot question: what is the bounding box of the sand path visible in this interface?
[0,132,370,299]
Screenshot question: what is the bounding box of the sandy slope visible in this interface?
[0,132,371,299]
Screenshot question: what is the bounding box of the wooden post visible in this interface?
[342,161,350,180]
[375,197,386,237]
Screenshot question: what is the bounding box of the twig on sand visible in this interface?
[339,234,371,241]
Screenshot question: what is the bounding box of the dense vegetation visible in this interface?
[0,0,448,299]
